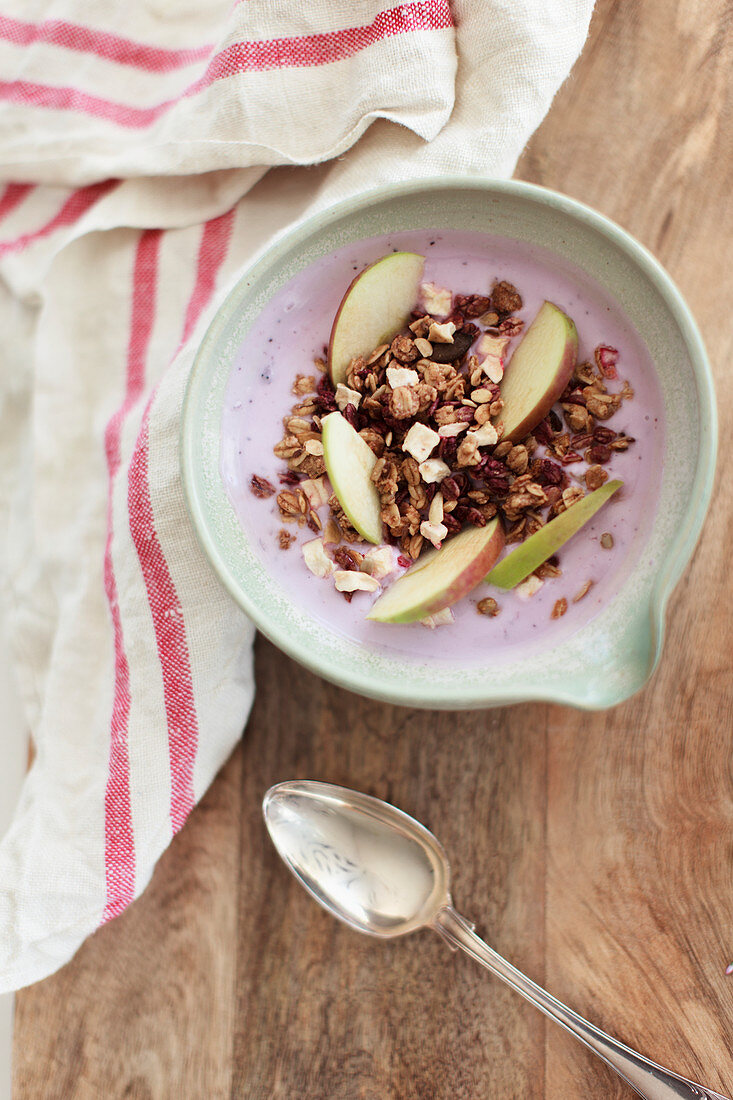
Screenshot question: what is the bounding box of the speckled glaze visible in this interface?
[181,179,717,710]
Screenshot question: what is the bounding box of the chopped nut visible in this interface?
[403,422,440,462]
[361,546,395,579]
[278,529,294,550]
[250,474,276,498]
[429,492,444,524]
[420,282,452,317]
[471,388,494,404]
[600,532,614,550]
[277,489,303,520]
[468,423,498,447]
[420,607,455,628]
[586,391,622,420]
[302,538,333,577]
[477,597,500,617]
[516,575,544,600]
[456,434,481,467]
[334,382,362,411]
[386,365,419,389]
[366,343,390,365]
[388,385,420,419]
[323,518,341,545]
[333,570,381,593]
[389,334,418,364]
[585,464,608,491]
[304,438,324,456]
[506,445,529,474]
[491,281,523,314]
[562,485,585,509]
[292,374,316,396]
[428,320,457,344]
[419,457,451,483]
[420,520,448,548]
[414,337,433,357]
[551,598,568,619]
[572,579,594,603]
[437,421,469,437]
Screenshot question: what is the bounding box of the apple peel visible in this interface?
[486,480,623,590]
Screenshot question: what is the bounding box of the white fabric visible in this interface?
[0,0,594,993]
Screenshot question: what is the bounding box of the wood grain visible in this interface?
[14,0,733,1096]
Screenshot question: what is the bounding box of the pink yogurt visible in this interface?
[221,230,665,667]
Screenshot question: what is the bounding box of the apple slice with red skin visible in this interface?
[321,411,383,544]
[495,300,578,442]
[366,517,504,624]
[486,479,622,589]
[328,252,425,385]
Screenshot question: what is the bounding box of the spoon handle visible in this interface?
[433,906,729,1100]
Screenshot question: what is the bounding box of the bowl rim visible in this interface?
[181,176,717,710]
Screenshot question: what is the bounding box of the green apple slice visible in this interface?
[367,517,504,623]
[328,252,425,385]
[486,480,622,589]
[321,412,383,544]
[496,300,578,441]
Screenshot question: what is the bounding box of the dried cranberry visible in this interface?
[486,476,510,496]
[465,507,486,527]
[588,443,612,464]
[443,514,461,534]
[534,459,564,487]
[279,470,303,485]
[549,409,563,433]
[533,418,553,445]
[343,403,358,427]
[397,555,412,568]
[317,373,335,397]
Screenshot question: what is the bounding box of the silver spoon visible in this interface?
[263,780,730,1100]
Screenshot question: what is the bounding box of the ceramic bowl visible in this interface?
[181,179,716,710]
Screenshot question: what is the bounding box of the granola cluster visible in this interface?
[253,275,635,612]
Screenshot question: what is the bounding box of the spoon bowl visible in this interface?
[264,780,730,1100]
[263,781,450,937]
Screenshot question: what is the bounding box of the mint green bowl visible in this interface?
[181,179,716,710]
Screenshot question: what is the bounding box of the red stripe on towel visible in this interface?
[0,178,118,256]
[0,14,212,72]
[0,183,34,223]
[0,2,453,128]
[102,229,161,921]
[128,209,234,834]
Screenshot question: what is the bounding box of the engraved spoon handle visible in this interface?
[434,907,729,1100]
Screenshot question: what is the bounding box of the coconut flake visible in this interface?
[437,422,469,438]
[301,477,330,509]
[386,366,419,389]
[403,422,440,463]
[516,575,544,600]
[428,320,456,344]
[420,520,448,549]
[420,282,452,318]
[333,570,381,593]
[418,457,451,483]
[302,538,333,578]
[468,422,498,447]
[421,607,455,629]
[334,383,362,411]
[361,546,396,580]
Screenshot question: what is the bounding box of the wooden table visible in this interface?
[14,1,733,1095]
